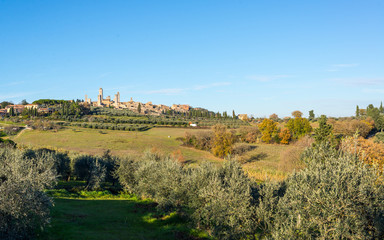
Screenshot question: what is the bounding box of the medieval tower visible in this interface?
[97,88,103,106]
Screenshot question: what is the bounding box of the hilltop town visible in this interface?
[84,88,193,115]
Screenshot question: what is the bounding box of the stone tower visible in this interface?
[97,88,103,106]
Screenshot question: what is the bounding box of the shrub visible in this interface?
[116,153,256,239]
[238,126,261,143]
[187,159,256,240]
[231,143,255,156]
[0,147,56,239]
[258,143,384,239]
[73,155,106,190]
[374,131,384,144]
[332,119,373,138]
[341,136,384,171]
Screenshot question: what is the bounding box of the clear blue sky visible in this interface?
[1,0,383,117]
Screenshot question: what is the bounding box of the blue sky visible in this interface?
[0,0,383,117]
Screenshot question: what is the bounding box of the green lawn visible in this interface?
[40,192,208,240]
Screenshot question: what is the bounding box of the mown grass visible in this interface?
[41,189,209,240]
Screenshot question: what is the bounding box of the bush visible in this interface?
[258,143,384,239]
[238,126,261,143]
[73,155,106,190]
[374,131,384,143]
[187,159,256,240]
[231,143,255,156]
[116,151,256,239]
[0,147,56,239]
[182,131,213,151]
[341,136,384,171]
[332,119,373,138]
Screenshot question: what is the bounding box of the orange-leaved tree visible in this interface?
[279,127,292,145]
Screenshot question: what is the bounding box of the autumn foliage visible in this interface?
[212,124,236,158]
[331,119,374,138]
[278,127,291,144]
[341,136,384,171]
[258,118,278,143]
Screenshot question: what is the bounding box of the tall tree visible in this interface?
[20,99,28,105]
[380,102,384,113]
[291,110,303,118]
[269,113,279,121]
[137,103,141,114]
[308,110,315,121]
[232,110,236,119]
[286,112,312,139]
[259,118,278,143]
[314,115,333,144]
[212,125,235,158]
[356,105,360,117]
[0,101,12,109]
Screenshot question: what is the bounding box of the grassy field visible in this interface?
[41,190,208,240]
[241,143,292,181]
[13,127,222,165]
[13,127,296,181]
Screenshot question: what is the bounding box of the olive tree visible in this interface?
[0,147,56,239]
[257,143,384,239]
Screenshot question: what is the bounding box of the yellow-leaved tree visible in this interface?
[259,118,278,143]
[212,124,236,158]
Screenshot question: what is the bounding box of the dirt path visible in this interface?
[13,126,31,140]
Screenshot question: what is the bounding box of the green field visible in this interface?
[13,127,222,164]
[13,127,293,181]
[41,191,208,240]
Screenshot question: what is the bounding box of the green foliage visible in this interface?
[20,99,29,105]
[73,155,106,190]
[0,147,56,239]
[117,153,256,239]
[286,116,312,139]
[374,131,384,143]
[308,110,314,121]
[356,105,360,117]
[32,99,68,105]
[314,115,333,144]
[257,143,384,239]
[182,131,213,151]
[0,101,13,109]
[24,148,72,181]
[3,125,22,135]
[366,104,384,130]
[188,159,256,239]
